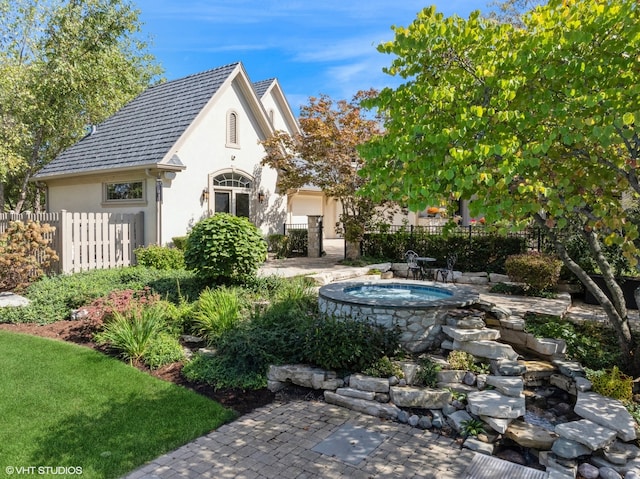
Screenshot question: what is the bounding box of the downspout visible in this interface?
[155,176,163,245]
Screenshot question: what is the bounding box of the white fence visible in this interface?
[0,211,144,274]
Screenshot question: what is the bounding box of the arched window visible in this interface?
[227,110,239,147]
[213,172,252,189]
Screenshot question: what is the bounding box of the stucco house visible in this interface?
[33,62,301,245]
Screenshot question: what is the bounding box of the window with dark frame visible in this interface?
[105,181,144,201]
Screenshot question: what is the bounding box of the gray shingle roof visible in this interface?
[253,78,275,98]
[34,63,241,179]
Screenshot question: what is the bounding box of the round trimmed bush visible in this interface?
[184,214,267,284]
[505,252,563,293]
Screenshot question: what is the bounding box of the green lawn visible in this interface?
[0,330,236,479]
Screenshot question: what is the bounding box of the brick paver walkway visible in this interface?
[123,398,478,479]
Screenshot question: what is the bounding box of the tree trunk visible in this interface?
[537,216,638,374]
[345,240,361,260]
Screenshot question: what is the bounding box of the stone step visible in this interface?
[555,419,618,451]
[505,420,558,450]
[436,382,478,395]
[442,325,501,342]
[467,390,526,419]
[436,370,466,383]
[446,316,486,330]
[389,386,451,409]
[485,375,524,397]
[324,391,401,420]
[574,391,637,442]
[452,339,519,361]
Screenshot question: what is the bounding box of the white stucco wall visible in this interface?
[42,69,299,246]
[159,77,288,243]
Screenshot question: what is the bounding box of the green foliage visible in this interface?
[182,350,267,391]
[0,267,197,324]
[287,229,309,256]
[586,366,633,403]
[0,220,58,292]
[461,419,486,438]
[182,277,317,390]
[362,356,404,379]
[0,330,234,479]
[171,236,188,251]
[305,316,400,373]
[134,245,184,270]
[415,357,441,387]
[144,332,185,369]
[359,0,640,368]
[525,314,621,370]
[1,0,161,212]
[361,228,527,274]
[192,287,247,344]
[184,214,267,284]
[489,281,557,299]
[266,234,289,258]
[94,304,167,364]
[447,350,488,373]
[505,253,563,293]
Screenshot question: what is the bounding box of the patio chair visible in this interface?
[435,253,458,283]
[404,250,422,280]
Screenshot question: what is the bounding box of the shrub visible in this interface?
[362,356,404,379]
[0,220,58,292]
[181,278,317,390]
[94,304,167,364]
[586,366,633,402]
[415,357,441,387]
[191,287,247,344]
[505,252,563,293]
[524,314,621,370]
[0,267,190,324]
[171,236,188,251]
[79,287,160,323]
[182,349,267,390]
[447,350,488,373]
[266,234,288,258]
[304,316,400,373]
[144,332,185,369]
[286,229,308,256]
[184,214,267,284]
[134,245,184,270]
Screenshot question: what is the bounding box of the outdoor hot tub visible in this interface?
[318,280,479,353]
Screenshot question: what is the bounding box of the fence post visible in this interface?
[283,223,287,235]
[307,215,323,258]
[59,210,71,274]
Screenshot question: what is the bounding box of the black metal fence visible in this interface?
[361,225,541,273]
[282,223,308,256]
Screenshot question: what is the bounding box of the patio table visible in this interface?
[416,257,436,280]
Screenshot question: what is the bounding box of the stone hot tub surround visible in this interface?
[318,281,479,353]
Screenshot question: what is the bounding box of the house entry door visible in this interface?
[210,171,253,219]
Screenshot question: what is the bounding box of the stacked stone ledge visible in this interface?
[267,300,640,477]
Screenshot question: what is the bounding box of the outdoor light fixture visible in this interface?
[201,188,209,202]
[258,191,265,204]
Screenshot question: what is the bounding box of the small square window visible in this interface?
[105,181,144,201]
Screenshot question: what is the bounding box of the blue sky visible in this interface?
[134,1,493,114]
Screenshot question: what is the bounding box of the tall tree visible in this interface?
[262,91,396,257]
[0,0,162,213]
[360,0,640,371]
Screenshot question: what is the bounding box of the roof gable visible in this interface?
[35,63,241,179]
